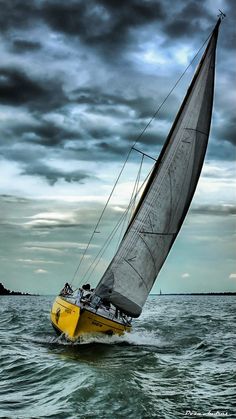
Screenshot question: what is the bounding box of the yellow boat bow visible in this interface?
[51,296,131,342]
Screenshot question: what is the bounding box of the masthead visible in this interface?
[217,9,226,20]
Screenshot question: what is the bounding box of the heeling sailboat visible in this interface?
[51,18,222,341]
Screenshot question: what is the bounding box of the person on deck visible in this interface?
[102,299,111,310]
[81,284,91,300]
[60,282,73,296]
[75,288,83,307]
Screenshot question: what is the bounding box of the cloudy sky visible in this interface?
[0,0,235,295]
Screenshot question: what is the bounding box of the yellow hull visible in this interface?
[50,296,131,341]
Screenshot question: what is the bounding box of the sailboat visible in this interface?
[51,18,222,341]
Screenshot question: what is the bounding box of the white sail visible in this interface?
[94,20,221,317]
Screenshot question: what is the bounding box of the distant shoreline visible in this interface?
[151,292,236,296]
[0,281,235,297]
[0,282,34,296]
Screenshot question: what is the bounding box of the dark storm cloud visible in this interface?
[0,0,230,43]
[0,0,233,56]
[31,120,82,147]
[0,109,80,148]
[190,205,236,216]
[1,140,92,184]
[164,18,200,39]
[0,194,30,204]
[12,39,42,53]
[0,0,164,54]
[0,57,173,148]
[214,115,236,146]
[71,87,170,121]
[23,162,91,185]
[97,141,127,156]
[68,87,174,148]
[27,223,82,229]
[207,139,235,162]
[163,1,212,39]
[0,0,38,32]
[0,0,235,182]
[0,127,94,183]
[0,68,46,106]
[0,80,170,154]
[0,67,66,111]
[40,0,165,53]
[218,0,236,49]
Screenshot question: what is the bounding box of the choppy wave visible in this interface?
[0,295,235,418]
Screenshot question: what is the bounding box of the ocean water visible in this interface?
[0,295,235,419]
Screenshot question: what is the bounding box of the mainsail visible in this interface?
[94,19,221,317]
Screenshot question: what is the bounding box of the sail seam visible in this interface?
[138,233,158,275]
[168,169,173,229]
[141,232,176,235]
[124,258,149,291]
[185,128,208,136]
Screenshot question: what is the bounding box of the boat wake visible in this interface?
[77,329,163,347]
[31,329,164,349]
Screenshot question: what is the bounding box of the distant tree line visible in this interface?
[0,282,32,295]
[154,292,236,296]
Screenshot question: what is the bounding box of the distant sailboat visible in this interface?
[51,18,222,341]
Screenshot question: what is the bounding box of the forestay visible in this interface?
[94,20,221,317]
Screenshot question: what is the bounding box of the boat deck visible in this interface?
[62,295,131,327]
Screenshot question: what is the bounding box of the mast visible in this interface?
[94,19,221,317]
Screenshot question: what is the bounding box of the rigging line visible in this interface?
[116,156,144,251]
[132,147,157,162]
[81,197,136,283]
[81,173,147,283]
[128,153,144,224]
[70,146,133,285]
[82,167,153,283]
[72,150,144,286]
[70,27,214,286]
[82,207,131,283]
[115,152,145,253]
[71,145,142,285]
[115,201,131,252]
[86,166,158,283]
[115,180,137,252]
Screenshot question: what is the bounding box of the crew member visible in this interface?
[60,282,73,296]
[82,284,91,300]
[75,288,83,306]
